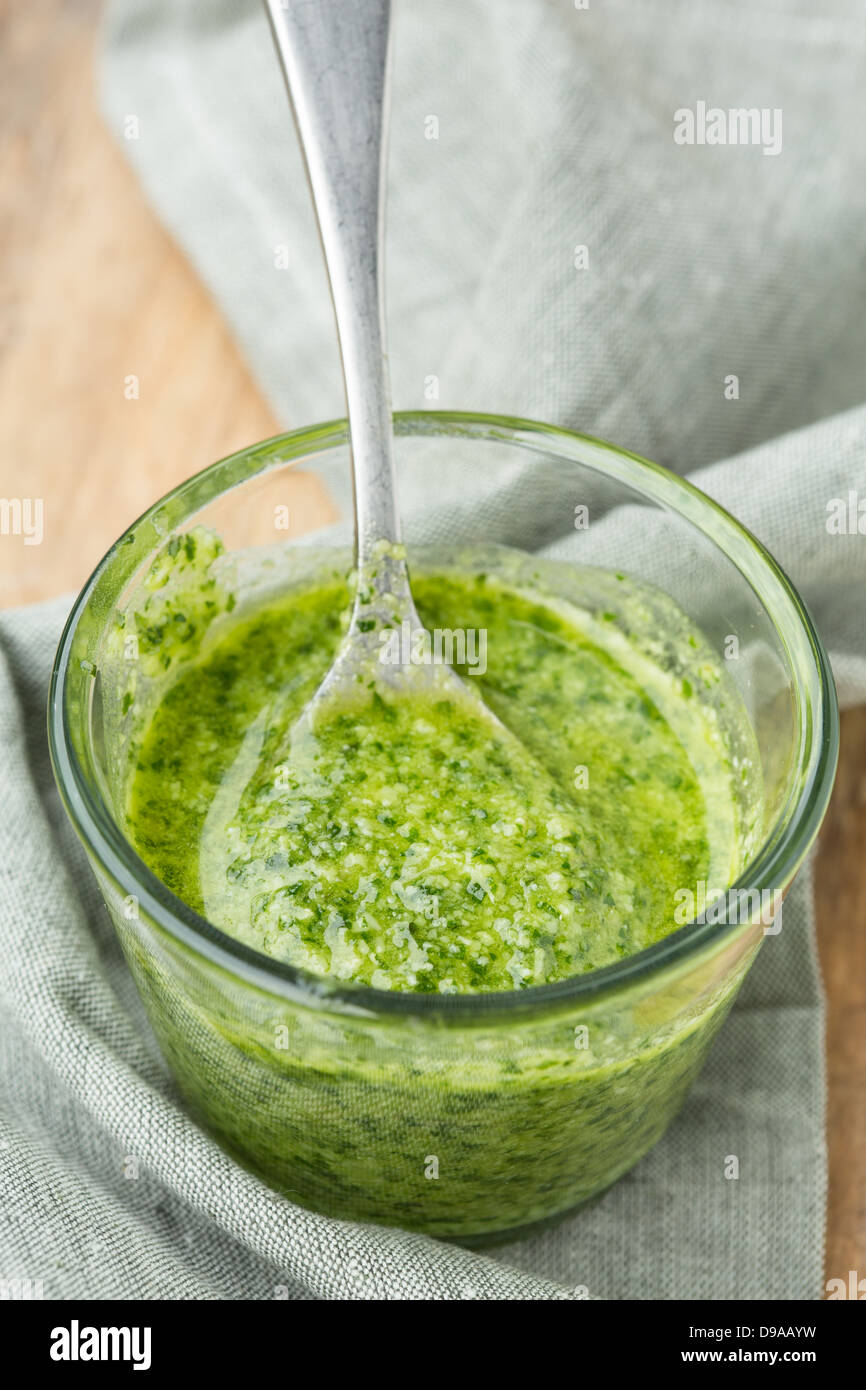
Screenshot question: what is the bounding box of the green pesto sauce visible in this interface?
[127,569,744,994]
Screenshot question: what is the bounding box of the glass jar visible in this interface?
[49,413,838,1243]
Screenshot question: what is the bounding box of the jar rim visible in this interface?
[48,411,839,1022]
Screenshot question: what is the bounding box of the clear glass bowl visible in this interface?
[49,412,838,1244]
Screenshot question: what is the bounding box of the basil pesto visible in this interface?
[127,567,748,993]
[106,537,763,1239]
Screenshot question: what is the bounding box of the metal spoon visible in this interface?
[264,0,487,730]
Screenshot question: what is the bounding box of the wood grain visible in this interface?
[1,0,863,1295]
[814,705,866,1288]
[0,0,330,606]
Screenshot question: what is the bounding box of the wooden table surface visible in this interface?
[2,0,863,1295]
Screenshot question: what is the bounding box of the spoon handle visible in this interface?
[264,0,397,570]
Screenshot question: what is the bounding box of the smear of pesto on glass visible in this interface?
[127,565,748,993]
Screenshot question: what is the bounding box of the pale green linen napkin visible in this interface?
[0,0,864,1300]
